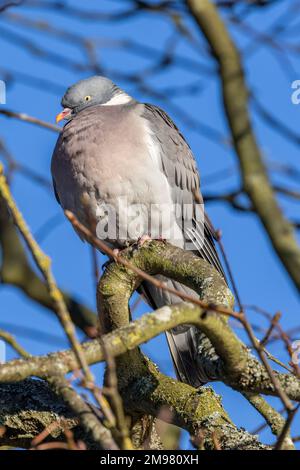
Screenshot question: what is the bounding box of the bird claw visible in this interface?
[137,234,152,247]
[103,249,123,266]
[112,248,121,263]
[135,234,167,249]
[108,236,166,265]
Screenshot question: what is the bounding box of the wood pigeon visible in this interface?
[51,76,226,387]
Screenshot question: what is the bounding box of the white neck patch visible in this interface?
[102,92,132,106]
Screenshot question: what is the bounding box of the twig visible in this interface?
[0,1,23,12]
[90,245,99,291]
[241,314,294,411]
[213,229,244,311]
[263,349,293,374]
[47,374,118,450]
[100,336,133,450]
[275,323,300,377]
[243,392,294,449]
[259,312,281,347]
[0,329,30,359]
[0,108,61,132]
[274,405,300,450]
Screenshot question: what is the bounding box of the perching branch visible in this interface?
[1,242,300,399]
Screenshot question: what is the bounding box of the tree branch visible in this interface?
[0,108,61,132]
[0,242,297,449]
[186,0,300,292]
[0,378,90,448]
[47,375,118,450]
[0,374,267,450]
[0,243,299,400]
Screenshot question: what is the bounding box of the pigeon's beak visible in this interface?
[56,108,72,123]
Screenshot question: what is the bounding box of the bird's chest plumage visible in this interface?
[51,104,172,244]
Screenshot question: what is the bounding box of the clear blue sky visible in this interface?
[0,0,300,448]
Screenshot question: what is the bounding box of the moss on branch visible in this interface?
[0,379,90,448]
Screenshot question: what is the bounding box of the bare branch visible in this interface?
[187,0,300,292]
[0,329,30,359]
[0,108,60,132]
[47,375,118,450]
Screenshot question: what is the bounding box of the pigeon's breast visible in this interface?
[51,105,176,245]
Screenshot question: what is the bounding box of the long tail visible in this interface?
[141,277,220,387]
[140,216,226,388]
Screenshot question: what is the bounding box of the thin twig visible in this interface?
[47,374,118,450]
[243,392,294,449]
[241,315,294,411]
[259,312,281,348]
[274,405,300,450]
[0,329,30,359]
[100,336,133,450]
[214,230,243,311]
[0,108,61,132]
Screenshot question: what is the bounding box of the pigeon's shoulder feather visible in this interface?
[141,102,225,278]
[142,103,201,204]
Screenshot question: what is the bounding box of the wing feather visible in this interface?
[142,103,224,278]
[141,103,226,386]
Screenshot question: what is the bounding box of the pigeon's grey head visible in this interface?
[56,76,133,123]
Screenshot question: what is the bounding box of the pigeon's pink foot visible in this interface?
[112,248,121,263]
[137,234,152,247]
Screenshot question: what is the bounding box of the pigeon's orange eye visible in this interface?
[84,95,91,102]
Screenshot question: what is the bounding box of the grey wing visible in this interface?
[141,104,226,387]
[52,174,86,242]
[143,103,225,277]
[52,177,61,206]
